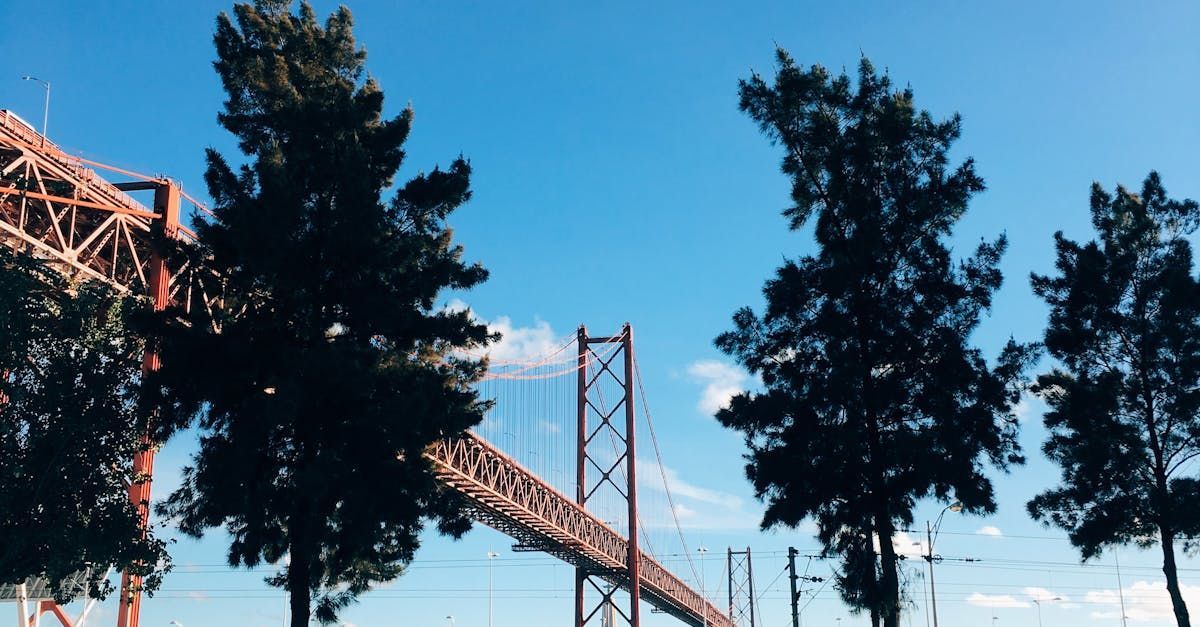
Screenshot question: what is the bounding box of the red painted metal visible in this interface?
[575,325,588,627]
[116,183,179,627]
[0,116,199,627]
[622,324,642,627]
[30,600,74,627]
[427,431,732,627]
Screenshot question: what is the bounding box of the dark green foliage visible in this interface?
[718,50,1033,627]
[0,248,168,602]
[1028,172,1200,627]
[145,2,491,624]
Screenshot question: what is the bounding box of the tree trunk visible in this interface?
[875,516,901,627]
[1160,527,1192,627]
[288,547,312,627]
[288,509,312,627]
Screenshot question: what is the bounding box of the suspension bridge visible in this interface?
[0,109,743,627]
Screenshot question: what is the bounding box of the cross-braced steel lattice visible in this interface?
[728,548,756,627]
[576,324,640,627]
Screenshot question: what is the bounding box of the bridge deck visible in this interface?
[428,432,732,627]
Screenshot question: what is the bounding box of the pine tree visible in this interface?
[0,248,168,601]
[1029,172,1200,627]
[717,50,1033,627]
[146,2,492,623]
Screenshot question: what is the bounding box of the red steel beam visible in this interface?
[428,432,733,627]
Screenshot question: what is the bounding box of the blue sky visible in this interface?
[5,1,1200,626]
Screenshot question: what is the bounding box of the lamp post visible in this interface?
[698,546,708,627]
[1031,596,1061,627]
[445,615,455,627]
[487,551,499,627]
[925,501,962,627]
[991,616,998,627]
[19,76,50,146]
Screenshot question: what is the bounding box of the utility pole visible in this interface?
[787,548,800,627]
[925,502,961,627]
[926,520,940,627]
[1115,553,1129,627]
[488,550,499,627]
[784,547,822,627]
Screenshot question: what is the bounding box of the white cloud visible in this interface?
[1024,586,1069,603]
[485,316,560,363]
[442,300,562,363]
[873,531,926,559]
[976,525,1003,537]
[686,360,749,415]
[1086,580,1200,623]
[967,593,1031,608]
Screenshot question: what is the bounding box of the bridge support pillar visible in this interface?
[116,180,180,627]
[576,324,640,627]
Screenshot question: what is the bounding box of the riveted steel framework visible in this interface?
[0,110,207,627]
[427,432,732,627]
[727,548,756,627]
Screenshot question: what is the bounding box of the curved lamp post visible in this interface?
[19,76,50,145]
[924,501,962,627]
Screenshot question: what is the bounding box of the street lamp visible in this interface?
[1031,596,1061,627]
[169,621,184,627]
[19,76,50,146]
[924,501,962,627]
[991,616,998,627]
[487,551,499,627]
[445,615,455,627]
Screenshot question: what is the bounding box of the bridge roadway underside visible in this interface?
[427,432,732,627]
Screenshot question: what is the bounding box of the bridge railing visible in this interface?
[1,109,153,217]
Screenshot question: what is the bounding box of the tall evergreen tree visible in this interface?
[0,248,168,601]
[1028,172,1200,627]
[717,51,1033,627]
[146,2,492,624]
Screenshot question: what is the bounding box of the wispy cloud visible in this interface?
[686,360,749,415]
[640,459,742,510]
[634,458,761,530]
[967,592,1031,608]
[976,525,1003,537]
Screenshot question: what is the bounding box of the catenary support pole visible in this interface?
[788,548,800,627]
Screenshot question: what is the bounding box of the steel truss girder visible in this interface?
[0,110,219,317]
[427,432,731,627]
